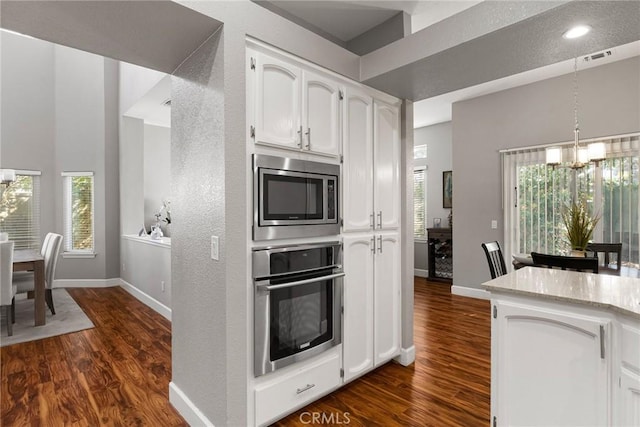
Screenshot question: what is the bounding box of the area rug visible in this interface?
[0,288,94,347]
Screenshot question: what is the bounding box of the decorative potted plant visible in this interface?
[562,199,599,257]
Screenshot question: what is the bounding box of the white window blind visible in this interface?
[414,167,427,239]
[503,134,639,270]
[63,172,94,253]
[0,171,41,250]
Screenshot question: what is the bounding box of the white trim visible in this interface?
[414,269,428,278]
[120,279,171,321]
[61,171,94,177]
[62,252,97,259]
[169,382,215,427]
[53,278,120,288]
[394,346,415,366]
[13,169,41,176]
[123,234,171,248]
[451,285,491,300]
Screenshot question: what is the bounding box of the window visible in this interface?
[63,172,94,254]
[414,145,428,240]
[503,135,639,269]
[0,171,41,250]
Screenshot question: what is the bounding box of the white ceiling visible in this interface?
[124,75,172,128]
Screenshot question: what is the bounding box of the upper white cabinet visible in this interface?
[342,86,374,232]
[373,100,401,230]
[492,300,610,427]
[251,51,341,157]
[343,88,400,233]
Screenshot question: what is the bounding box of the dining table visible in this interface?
[13,249,46,326]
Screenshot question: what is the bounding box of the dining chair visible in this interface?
[481,241,508,279]
[531,252,599,273]
[1,241,17,336]
[586,243,622,275]
[13,233,63,315]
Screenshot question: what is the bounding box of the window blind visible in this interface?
[0,172,41,250]
[413,167,426,239]
[63,172,94,252]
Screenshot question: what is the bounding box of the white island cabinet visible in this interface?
[484,267,640,427]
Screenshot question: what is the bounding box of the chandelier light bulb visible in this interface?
[563,25,591,39]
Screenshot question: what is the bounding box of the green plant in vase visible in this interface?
[562,199,599,256]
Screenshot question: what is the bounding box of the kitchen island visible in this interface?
[483,267,640,427]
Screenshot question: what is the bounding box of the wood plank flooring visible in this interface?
[1,278,490,426]
[275,278,491,427]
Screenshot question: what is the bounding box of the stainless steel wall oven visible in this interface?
[253,154,339,241]
[253,242,343,376]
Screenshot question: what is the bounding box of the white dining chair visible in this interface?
[1,241,16,336]
[13,233,63,315]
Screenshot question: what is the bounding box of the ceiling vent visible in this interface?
[583,49,614,62]
[162,99,172,107]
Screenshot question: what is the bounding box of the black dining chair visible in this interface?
[530,252,599,273]
[481,241,508,279]
[586,243,622,275]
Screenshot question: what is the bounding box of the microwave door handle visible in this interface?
[257,272,345,291]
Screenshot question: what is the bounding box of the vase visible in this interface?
[570,249,586,257]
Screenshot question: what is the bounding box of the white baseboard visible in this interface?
[53,278,121,288]
[120,279,172,321]
[451,285,491,300]
[394,345,415,366]
[169,382,215,427]
[414,269,428,278]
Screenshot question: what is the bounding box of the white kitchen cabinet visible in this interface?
[251,50,341,157]
[618,320,640,426]
[342,88,400,233]
[342,86,373,232]
[343,232,400,382]
[372,100,400,230]
[492,300,610,427]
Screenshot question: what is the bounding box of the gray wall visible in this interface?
[119,116,145,236]
[413,121,452,272]
[1,33,120,280]
[452,56,640,289]
[143,124,171,234]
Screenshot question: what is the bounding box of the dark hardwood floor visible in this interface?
[275,278,491,427]
[1,278,490,426]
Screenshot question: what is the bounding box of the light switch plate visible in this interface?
[491,220,498,229]
[211,235,219,260]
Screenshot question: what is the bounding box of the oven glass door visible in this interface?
[268,270,334,362]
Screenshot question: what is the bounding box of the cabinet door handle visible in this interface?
[377,235,383,253]
[369,213,374,229]
[599,325,605,359]
[370,236,376,253]
[297,126,303,148]
[304,127,311,150]
[377,211,382,229]
[296,383,315,394]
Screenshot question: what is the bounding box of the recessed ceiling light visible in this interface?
[563,25,591,39]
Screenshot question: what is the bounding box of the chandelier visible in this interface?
[546,27,606,169]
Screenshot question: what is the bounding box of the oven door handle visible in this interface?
[256,272,345,291]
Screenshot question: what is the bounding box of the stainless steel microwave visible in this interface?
[253,154,339,241]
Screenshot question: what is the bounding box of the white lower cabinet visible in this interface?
[254,351,341,426]
[618,320,640,426]
[492,300,610,427]
[343,232,400,382]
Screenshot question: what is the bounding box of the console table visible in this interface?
[427,228,452,283]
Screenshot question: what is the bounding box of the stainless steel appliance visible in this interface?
[253,154,339,241]
[253,242,343,376]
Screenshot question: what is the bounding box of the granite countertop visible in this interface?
[482,267,640,319]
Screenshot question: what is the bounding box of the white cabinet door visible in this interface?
[342,86,373,232]
[373,100,400,230]
[254,52,301,150]
[373,232,401,365]
[302,70,341,157]
[620,368,640,427]
[342,234,374,382]
[494,301,609,427]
